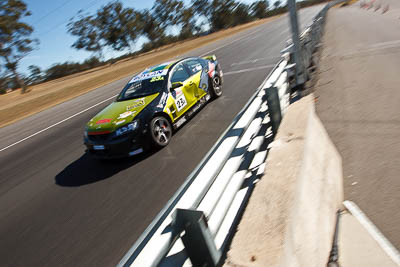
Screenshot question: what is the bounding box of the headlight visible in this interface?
[84,130,88,138]
[115,120,139,137]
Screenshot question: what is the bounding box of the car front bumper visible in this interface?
[84,131,148,159]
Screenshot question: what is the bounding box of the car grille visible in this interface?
[88,133,112,142]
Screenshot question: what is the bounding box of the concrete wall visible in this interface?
[224,94,343,267]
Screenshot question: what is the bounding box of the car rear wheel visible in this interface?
[150,116,172,148]
[210,75,222,99]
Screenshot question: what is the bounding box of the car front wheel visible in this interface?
[150,116,172,148]
[210,75,222,99]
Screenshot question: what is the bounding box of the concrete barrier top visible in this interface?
[224,94,343,267]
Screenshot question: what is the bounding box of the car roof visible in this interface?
[145,60,179,73]
[144,57,204,74]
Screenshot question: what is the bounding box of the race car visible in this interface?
[84,55,223,158]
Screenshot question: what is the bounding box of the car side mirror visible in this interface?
[171,82,183,90]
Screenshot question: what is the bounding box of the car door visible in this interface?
[184,59,208,100]
[169,62,197,118]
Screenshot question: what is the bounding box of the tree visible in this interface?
[273,0,281,9]
[192,0,253,31]
[67,12,103,57]
[82,56,101,69]
[68,1,143,55]
[210,0,237,31]
[27,65,42,84]
[179,8,198,39]
[152,0,184,27]
[232,3,252,26]
[0,70,10,94]
[137,9,165,45]
[0,0,38,94]
[191,0,212,26]
[251,0,269,19]
[44,61,81,81]
[96,1,142,51]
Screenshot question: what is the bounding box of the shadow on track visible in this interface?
[55,150,155,187]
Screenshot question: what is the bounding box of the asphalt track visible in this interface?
[0,6,323,267]
[315,1,400,249]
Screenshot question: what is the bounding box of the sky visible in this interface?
[19,0,260,75]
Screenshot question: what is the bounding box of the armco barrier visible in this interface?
[283,0,348,88]
[118,2,343,266]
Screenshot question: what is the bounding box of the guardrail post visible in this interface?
[287,0,306,86]
[265,86,282,136]
[172,209,221,267]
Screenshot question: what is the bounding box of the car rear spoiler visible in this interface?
[202,55,217,61]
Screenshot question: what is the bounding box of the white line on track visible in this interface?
[369,39,400,49]
[0,94,118,152]
[343,200,400,266]
[1,20,275,153]
[199,25,267,57]
[231,57,279,66]
[335,39,400,59]
[279,28,290,36]
[224,64,276,76]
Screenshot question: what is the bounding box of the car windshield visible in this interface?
[117,70,168,101]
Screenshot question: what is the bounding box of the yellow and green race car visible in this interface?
[84,55,223,158]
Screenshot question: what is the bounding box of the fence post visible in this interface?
[265,86,282,136]
[172,209,221,267]
[287,0,306,86]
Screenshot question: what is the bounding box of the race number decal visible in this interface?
[175,94,187,112]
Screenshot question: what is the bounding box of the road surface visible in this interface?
[315,1,400,249]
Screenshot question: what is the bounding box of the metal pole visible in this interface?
[172,209,221,267]
[287,0,306,86]
[264,86,282,136]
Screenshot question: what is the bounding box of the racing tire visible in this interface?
[210,75,222,99]
[149,116,172,148]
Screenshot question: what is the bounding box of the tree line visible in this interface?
[66,0,278,57]
[0,0,331,94]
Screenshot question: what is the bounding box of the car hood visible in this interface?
[86,93,159,133]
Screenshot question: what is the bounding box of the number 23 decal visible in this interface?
[175,94,187,112]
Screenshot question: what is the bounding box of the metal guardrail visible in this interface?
[118,2,343,266]
[284,0,348,88]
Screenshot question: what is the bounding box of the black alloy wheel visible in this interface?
[150,116,172,148]
[211,75,222,98]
